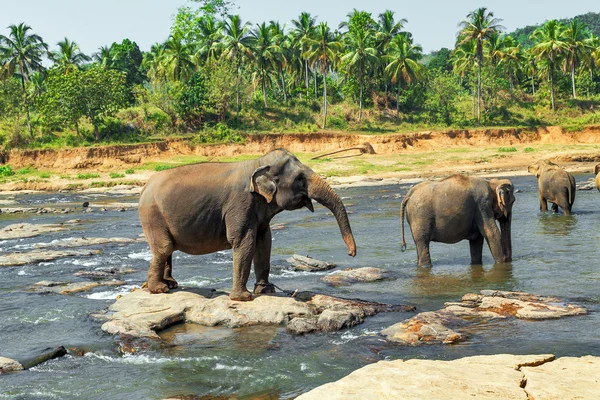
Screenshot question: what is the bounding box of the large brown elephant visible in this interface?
[400,175,515,267]
[138,149,356,301]
[528,160,576,216]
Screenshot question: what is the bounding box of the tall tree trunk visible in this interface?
[531,74,535,95]
[314,68,318,99]
[304,59,309,90]
[75,118,80,136]
[550,70,555,111]
[477,62,482,124]
[262,71,268,108]
[322,71,327,129]
[94,122,100,142]
[359,65,363,122]
[280,69,287,102]
[396,83,401,120]
[20,73,33,139]
[571,63,577,99]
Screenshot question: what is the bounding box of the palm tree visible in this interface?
[384,34,423,118]
[523,51,538,95]
[0,23,48,138]
[341,27,378,121]
[496,36,523,93]
[220,14,253,112]
[143,43,167,83]
[291,12,317,96]
[163,32,196,82]
[452,40,478,116]
[457,7,504,123]
[251,22,281,107]
[195,14,222,63]
[530,20,568,110]
[376,10,406,97]
[269,21,290,102]
[563,19,592,99]
[49,37,90,72]
[94,45,112,69]
[304,22,342,128]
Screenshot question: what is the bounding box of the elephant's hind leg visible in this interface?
[415,240,433,268]
[144,218,174,294]
[469,235,484,264]
[163,254,178,289]
[551,203,559,213]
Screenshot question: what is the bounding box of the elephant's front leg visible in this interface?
[469,235,484,264]
[253,227,275,295]
[230,229,256,301]
[415,240,432,268]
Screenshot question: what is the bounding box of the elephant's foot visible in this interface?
[230,289,253,301]
[254,282,276,295]
[164,277,178,289]
[148,280,170,294]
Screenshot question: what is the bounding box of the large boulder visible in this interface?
[381,290,587,345]
[297,354,600,400]
[34,237,140,249]
[99,289,414,339]
[287,254,335,272]
[0,222,67,240]
[30,279,125,295]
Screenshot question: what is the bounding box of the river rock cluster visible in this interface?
[381,290,587,345]
[97,288,415,339]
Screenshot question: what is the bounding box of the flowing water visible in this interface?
[1,175,599,399]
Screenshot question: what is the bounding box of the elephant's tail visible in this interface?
[400,192,410,252]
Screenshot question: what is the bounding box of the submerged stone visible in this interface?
[34,237,141,249]
[0,357,23,373]
[381,290,587,346]
[0,222,70,240]
[100,289,414,339]
[287,254,336,272]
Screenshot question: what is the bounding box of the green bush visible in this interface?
[39,172,51,179]
[17,166,36,175]
[109,172,125,179]
[524,147,535,152]
[77,173,100,179]
[192,123,245,144]
[498,147,517,152]
[0,165,15,177]
[125,169,135,174]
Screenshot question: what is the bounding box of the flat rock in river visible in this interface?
[0,222,73,240]
[34,237,140,249]
[30,279,125,294]
[321,267,388,286]
[0,249,102,267]
[100,289,415,339]
[381,290,587,345]
[297,354,600,400]
[287,254,336,272]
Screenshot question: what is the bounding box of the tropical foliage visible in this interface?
[2,6,600,148]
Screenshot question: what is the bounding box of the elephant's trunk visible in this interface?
[500,217,512,262]
[307,173,357,257]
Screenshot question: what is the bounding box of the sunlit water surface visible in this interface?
[1,175,599,399]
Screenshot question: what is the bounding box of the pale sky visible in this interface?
[0,0,597,56]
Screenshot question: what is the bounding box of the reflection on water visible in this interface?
[1,175,600,399]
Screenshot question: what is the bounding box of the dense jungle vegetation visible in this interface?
[1,0,600,149]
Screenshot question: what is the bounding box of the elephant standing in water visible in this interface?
[594,164,600,192]
[528,160,576,216]
[400,175,515,267]
[138,149,356,301]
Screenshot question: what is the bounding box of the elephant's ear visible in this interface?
[250,166,277,203]
[595,164,600,175]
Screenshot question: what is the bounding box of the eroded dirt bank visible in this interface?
[5,126,600,171]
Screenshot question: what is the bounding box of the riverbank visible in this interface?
[1,126,600,192]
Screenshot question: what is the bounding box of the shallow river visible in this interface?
[1,175,599,399]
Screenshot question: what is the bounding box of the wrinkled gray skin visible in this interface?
[138,149,356,301]
[400,175,515,267]
[528,160,576,216]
